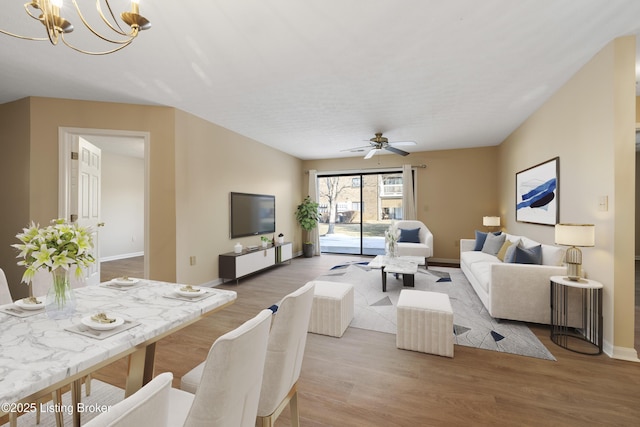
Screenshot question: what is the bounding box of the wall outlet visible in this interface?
[189,256,196,266]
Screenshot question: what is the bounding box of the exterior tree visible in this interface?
[319,177,350,234]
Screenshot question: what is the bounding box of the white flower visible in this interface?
[12,219,96,285]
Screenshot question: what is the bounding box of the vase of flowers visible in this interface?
[12,219,95,319]
[385,221,400,258]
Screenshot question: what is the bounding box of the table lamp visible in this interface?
[483,216,500,231]
[554,223,595,281]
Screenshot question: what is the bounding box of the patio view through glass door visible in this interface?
[317,171,405,255]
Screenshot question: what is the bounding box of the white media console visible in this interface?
[219,242,292,283]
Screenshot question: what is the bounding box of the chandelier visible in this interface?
[0,0,151,55]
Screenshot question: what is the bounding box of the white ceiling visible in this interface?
[1,1,640,160]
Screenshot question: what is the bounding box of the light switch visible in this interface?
[598,196,608,212]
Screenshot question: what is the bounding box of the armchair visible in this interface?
[394,220,433,266]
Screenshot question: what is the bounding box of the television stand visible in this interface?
[219,242,292,284]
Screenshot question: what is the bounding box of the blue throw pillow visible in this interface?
[473,230,502,251]
[513,245,542,265]
[399,228,421,243]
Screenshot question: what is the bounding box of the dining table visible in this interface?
[0,278,237,427]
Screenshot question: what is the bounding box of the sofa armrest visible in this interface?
[490,263,567,324]
[460,239,475,254]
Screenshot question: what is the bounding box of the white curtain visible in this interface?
[308,169,321,256]
[402,164,417,220]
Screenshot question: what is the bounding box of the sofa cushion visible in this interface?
[398,228,420,243]
[503,239,521,263]
[541,244,564,266]
[469,261,494,293]
[481,232,506,256]
[514,244,542,264]
[473,230,501,251]
[461,250,500,268]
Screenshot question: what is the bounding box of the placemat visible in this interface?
[65,319,141,340]
[100,280,147,291]
[162,288,219,302]
[0,305,45,318]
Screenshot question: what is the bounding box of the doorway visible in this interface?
[317,170,411,255]
[58,127,150,280]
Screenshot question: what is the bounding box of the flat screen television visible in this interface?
[230,192,276,238]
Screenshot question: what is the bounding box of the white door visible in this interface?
[73,137,102,286]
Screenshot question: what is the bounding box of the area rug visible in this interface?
[316,264,556,361]
[1,380,124,427]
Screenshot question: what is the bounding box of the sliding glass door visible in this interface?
[317,170,408,255]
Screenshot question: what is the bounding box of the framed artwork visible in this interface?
[515,157,559,226]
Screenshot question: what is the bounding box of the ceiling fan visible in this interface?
[346,133,416,159]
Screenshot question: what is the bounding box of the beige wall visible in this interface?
[302,146,500,261]
[498,37,636,357]
[174,110,302,285]
[0,97,302,298]
[0,98,31,297]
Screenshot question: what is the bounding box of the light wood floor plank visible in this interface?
[93,254,640,426]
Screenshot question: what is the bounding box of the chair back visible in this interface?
[83,372,173,427]
[183,309,272,427]
[0,268,13,305]
[257,282,315,417]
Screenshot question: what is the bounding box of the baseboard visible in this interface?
[610,345,640,362]
[101,252,144,262]
[429,257,460,266]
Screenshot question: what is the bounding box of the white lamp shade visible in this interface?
[554,224,595,247]
[482,216,500,227]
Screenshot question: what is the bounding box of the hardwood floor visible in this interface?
[94,255,640,426]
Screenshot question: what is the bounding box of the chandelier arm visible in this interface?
[24,2,44,22]
[99,0,128,35]
[41,2,60,45]
[61,32,133,55]
[70,0,135,43]
[0,28,48,41]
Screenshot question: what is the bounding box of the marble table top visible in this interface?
[0,279,237,406]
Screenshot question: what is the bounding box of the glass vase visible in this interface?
[45,269,76,319]
[387,240,398,258]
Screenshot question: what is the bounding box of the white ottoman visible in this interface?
[396,290,454,357]
[307,281,354,337]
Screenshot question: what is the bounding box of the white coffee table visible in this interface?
[369,255,420,292]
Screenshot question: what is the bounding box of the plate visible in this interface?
[15,297,45,311]
[81,315,125,331]
[111,277,139,286]
[174,286,206,298]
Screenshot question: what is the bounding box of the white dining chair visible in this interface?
[83,372,172,427]
[87,309,273,427]
[0,268,13,304]
[180,283,315,427]
[256,282,315,427]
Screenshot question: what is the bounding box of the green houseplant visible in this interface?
[295,196,320,258]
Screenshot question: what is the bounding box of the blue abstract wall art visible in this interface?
[515,157,559,225]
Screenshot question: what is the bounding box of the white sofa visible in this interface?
[395,220,433,266]
[460,233,569,324]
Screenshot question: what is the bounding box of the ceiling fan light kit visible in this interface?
[346,132,416,159]
[0,0,150,55]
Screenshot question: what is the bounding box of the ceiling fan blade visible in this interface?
[389,141,416,147]
[384,145,410,156]
[364,148,379,159]
[341,145,373,152]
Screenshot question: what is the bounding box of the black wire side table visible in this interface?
[550,275,603,355]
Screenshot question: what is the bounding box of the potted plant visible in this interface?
[295,196,320,258]
[260,236,270,248]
